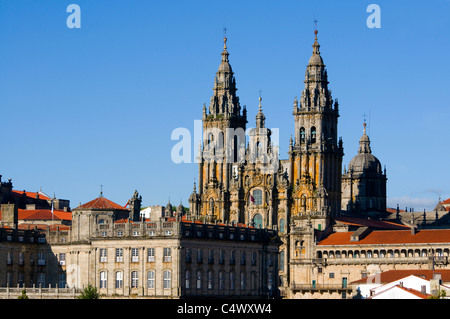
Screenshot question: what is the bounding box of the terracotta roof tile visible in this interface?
[75,196,128,211]
[351,270,450,284]
[11,190,50,200]
[318,228,450,246]
[370,285,430,299]
[0,209,72,221]
[335,217,409,230]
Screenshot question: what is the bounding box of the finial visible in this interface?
[100,184,103,197]
[363,113,367,134]
[223,27,228,50]
[258,90,262,111]
[313,18,318,39]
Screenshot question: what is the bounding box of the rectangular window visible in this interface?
[59,253,66,265]
[147,248,155,262]
[131,248,139,263]
[37,273,45,287]
[37,253,46,266]
[240,251,246,265]
[100,248,107,263]
[185,248,192,263]
[197,248,203,263]
[116,248,123,263]
[163,248,172,262]
[58,273,66,288]
[208,249,214,264]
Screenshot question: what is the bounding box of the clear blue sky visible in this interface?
[0,0,449,211]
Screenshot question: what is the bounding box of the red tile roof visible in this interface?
[75,196,129,211]
[335,217,410,230]
[351,269,450,284]
[318,228,450,246]
[370,285,430,299]
[0,209,72,221]
[11,190,51,200]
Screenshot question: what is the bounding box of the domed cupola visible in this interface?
[341,122,387,215]
[347,123,382,175]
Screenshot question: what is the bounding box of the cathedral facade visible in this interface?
[189,29,345,293]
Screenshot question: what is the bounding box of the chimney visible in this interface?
[410,226,417,235]
[421,285,427,295]
[1,203,18,229]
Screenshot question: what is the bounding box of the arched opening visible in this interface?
[300,127,305,144]
[311,126,316,143]
[251,189,262,205]
[253,213,263,228]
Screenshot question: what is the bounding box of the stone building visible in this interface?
[189,28,345,294]
[49,192,280,298]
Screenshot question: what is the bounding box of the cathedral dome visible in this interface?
[347,125,382,174]
[348,152,382,174]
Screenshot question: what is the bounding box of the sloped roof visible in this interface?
[335,217,409,230]
[369,285,430,299]
[11,190,51,200]
[318,228,450,246]
[351,269,450,284]
[0,209,72,221]
[74,196,129,211]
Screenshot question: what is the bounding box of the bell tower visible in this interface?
[196,34,247,222]
[290,29,344,229]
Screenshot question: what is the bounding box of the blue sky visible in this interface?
[0,0,449,211]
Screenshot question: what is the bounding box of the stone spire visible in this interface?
[299,29,333,111]
[358,122,372,154]
[208,35,241,117]
[255,96,265,128]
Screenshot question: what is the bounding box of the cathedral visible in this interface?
[188,28,388,293]
[189,29,345,230]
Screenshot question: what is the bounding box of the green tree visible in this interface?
[18,289,29,299]
[77,284,100,299]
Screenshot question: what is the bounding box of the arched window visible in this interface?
[300,127,305,144]
[99,271,107,289]
[185,270,191,289]
[207,270,214,290]
[252,189,262,205]
[163,270,171,289]
[115,271,123,289]
[311,126,316,143]
[196,270,202,289]
[131,271,138,288]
